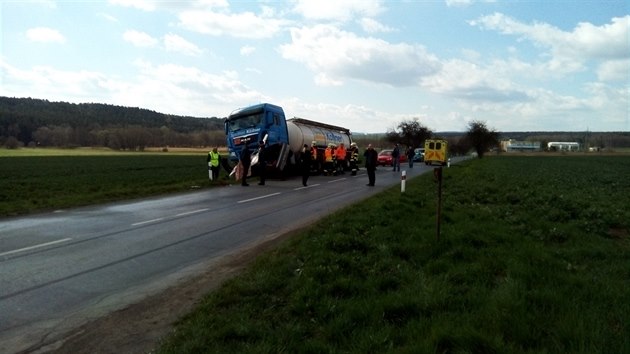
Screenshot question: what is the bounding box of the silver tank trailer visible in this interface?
[286,118,352,153]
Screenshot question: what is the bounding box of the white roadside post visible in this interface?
[401,170,406,193]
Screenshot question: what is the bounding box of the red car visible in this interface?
[377,149,407,166]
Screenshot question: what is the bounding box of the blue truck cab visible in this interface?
[224,103,288,163]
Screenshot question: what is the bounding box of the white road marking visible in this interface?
[327,178,346,183]
[132,218,164,226]
[132,208,209,227]
[237,192,281,204]
[176,208,209,217]
[0,237,72,257]
[294,184,320,190]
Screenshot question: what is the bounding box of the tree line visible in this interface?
[0,97,226,150]
[383,118,630,157]
[2,96,628,153]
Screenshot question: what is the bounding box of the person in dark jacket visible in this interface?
[406,146,415,168]
[363,143,378,186]
[300,144,312,187]
[257,140,267,185]
[240,143,251,186]
[391,143,400,172]
[349,142,359,175]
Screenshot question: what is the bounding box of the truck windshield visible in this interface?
[227,113,263,131]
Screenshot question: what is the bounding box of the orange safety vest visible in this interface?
[335,146,346,161]
[311,146,317,160]
[324,147,333,162]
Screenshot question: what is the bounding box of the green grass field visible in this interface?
[0,148,221,216]
[154,155,630,354]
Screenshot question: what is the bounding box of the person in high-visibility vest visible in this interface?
[207,147,221,180]
[324,144,335,176]
[335,142,347,174]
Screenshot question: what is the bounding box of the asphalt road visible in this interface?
[0,161,449,353]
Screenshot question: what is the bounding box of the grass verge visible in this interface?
[156,156,629,354]
[0,150,226,216]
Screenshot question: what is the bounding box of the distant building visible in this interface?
[547,142,580,151]
[500,139,542,152]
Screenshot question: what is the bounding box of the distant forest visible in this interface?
[1,96,629,150]
[0,96,226,150]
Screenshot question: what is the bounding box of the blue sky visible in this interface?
[1,0,628,133]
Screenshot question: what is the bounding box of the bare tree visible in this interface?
[386,119,433,148]
[464,120,499,158]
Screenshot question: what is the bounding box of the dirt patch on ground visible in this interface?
[46,231,298,354]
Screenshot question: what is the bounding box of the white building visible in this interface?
[547,142,580,151]
[500,139,542,152]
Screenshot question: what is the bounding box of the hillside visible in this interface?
[0,96,225,149]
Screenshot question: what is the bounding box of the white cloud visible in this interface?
[460,48,482,62]
[245,67,262,75]
[422,58,531,102]
[314,73,343,86]
[582,83,629,126]
[177,9,287,38]
[422,60,626,131]
[445,0,496,8]
[164,34,203,56]
[99,12,119,22]
[123,31,202,55]
[26,27,66,43]
[292,0,384,22]
[0,60,117,101]
[597,59,630,82]
[417,52,626,131]
[359,18,395,33]
[562,16,630,60]
[445,0,473,7]
[470,14,630,73]
[0,56,266,118]
[279,25,441,87]
[125,60,269,114]
[123,30,158,47]
[240,46,256,56]
[280,98,408,134]
[109,0,230,12]
[108,0,156,12]
[194,0,230,8]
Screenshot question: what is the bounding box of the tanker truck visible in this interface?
[224,103,352,176]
